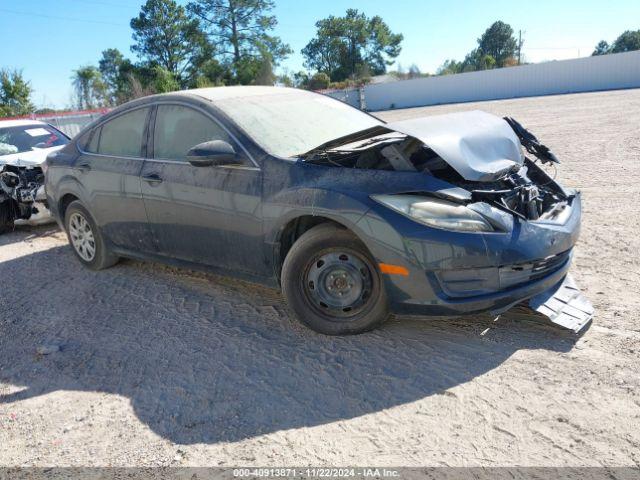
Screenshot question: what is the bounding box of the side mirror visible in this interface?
[186,140,237,167]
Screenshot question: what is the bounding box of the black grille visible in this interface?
[530,250,572,281]
[499,249,572,289]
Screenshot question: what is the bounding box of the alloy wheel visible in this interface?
[68,212,96,262]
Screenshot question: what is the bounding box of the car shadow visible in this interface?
[0,240,583,445]
[0,223,60,247]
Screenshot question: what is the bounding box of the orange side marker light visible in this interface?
[379,263,409,276]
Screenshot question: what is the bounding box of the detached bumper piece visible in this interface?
[528,274,593,333]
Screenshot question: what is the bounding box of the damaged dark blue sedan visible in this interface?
[45,87,593,335]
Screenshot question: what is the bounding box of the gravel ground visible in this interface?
[1,89,639,468]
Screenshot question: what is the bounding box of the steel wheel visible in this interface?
[303,250,374,320]
[68,212,96,262]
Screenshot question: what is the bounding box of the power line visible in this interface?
[0,7,127,27]
[64,0,139,9]
[524,46,592,50]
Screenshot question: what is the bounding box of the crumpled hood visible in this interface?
[0,145,64,167]
[387,110,524,182]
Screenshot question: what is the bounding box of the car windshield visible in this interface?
[0,124,69,156]
[214,90,383,158]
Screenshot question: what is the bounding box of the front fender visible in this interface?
[263,186,375,267]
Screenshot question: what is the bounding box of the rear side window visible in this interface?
[153,104,230,160]
[98,108,149,157]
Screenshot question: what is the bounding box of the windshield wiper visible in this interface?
[299,125,392,160]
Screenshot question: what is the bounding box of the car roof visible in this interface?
[0,119,48,128]
[172,86,315,104]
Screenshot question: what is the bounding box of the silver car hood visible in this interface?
[386,110,524,182]
[0,145,64,167]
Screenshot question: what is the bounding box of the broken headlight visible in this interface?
[372,195,495,233]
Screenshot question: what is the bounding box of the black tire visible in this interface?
[0,200,15,234]
[64,200,118,270]
[281,224,390,335]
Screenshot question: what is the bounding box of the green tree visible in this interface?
[611,30,640,53]
[592,40,611,56]
[251,50,276,85]
[302,9,403,82]
[408,64,422,79]
[437,59,462,75]
[72,66,107,110]
[301,35,343,80]
[130,0,209,85]
[277,72,293,87]
[187,0,291,84]
[149,66,181,93]
[437,21,517,75]
[112,58,141,103]
[477,21,517,67]
[308,72,330,90]
[461,49,497,71]
[98,48,125,105]
[0,69,34,117]
[292,71,310,88]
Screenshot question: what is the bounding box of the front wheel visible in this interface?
[64,200,118,270]
[281,224,390,335]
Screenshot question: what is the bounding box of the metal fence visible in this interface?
[6,108,109,137]
[325,50,640,111]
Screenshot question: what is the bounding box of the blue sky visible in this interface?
[1,0,638,109]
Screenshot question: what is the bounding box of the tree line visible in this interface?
[592,30,640,56]
[1,2,640,117]
[70,1,407,109]
[436,21,522,75]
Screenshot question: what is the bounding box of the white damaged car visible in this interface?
[0,119,70,232]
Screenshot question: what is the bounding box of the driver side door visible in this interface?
[140,103,265,275]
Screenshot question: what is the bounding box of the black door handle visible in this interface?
[76,162,91,172]
[142,173,163,184]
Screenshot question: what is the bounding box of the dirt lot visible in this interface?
[1,89,639,468]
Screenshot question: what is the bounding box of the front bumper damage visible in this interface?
[306,111,594,334]
[0,164,52,231]
[528,274,594,333]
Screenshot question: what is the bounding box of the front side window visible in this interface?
[153,104,231,160]
[98,108,149,157]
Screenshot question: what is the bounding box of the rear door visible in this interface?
[75,107,156,252]
[140,103,265,275]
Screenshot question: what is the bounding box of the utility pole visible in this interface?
[517,30,525,65]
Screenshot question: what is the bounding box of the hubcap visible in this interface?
[69,212,96,262]
[304,251,373,319]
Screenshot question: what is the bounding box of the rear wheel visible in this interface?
[282,224,390,335]
[64,201,118,270]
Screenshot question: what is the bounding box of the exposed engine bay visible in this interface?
[302,113,573,223]
[0,164,49,231]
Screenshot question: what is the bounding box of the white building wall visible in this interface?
[325,51,640,111]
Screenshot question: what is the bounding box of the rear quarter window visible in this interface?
[86,128,101,153]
